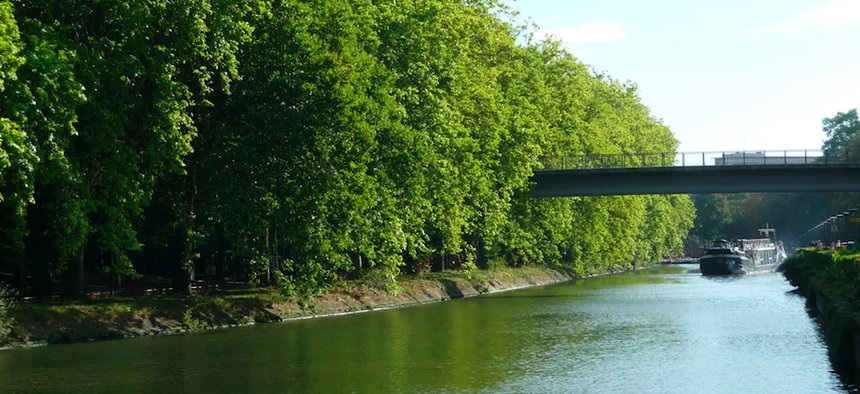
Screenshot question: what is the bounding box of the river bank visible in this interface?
[0,265,596,350]
[782,249,860,371]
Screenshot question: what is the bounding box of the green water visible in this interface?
[0,266,854,393]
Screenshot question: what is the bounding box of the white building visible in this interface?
[713,152,814,165]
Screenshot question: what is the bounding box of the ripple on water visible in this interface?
[493,271,851,394]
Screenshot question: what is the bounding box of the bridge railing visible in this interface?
[539,149,858,170]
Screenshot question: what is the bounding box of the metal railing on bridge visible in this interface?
[539,149,859,170]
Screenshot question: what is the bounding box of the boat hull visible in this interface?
[699,258,746,275]
[699,258,781,276]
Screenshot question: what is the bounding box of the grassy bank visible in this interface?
[1,266,578,349]
[782,249,860,365]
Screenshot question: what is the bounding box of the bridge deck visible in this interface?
[530,163,860,197]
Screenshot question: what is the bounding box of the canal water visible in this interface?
[0,265,855,393]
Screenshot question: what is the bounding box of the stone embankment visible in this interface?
[1,267,575,350]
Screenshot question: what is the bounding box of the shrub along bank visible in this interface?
[0,266,580,349]
[782,249,860,366]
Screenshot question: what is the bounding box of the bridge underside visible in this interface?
[529,164,860,197]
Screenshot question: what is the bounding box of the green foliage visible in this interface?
[782,249,832,290]
[181,309,204,331]
[823,250,860,302]
[783,249,860,310]
[0,0,694,298]
[822,109,860,154]
[362,268,401,295]
[0,1,35,254]
[690,193,753,242]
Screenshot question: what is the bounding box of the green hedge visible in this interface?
[783,248,860,303]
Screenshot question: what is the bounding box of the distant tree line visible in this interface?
[0,0,695,298]
[688,193,750,244]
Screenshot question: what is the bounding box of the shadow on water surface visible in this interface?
[831,361,860,393]
[570,275,683,287]
[479,293,597,301]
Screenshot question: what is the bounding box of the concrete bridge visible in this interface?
[530,150,860,197]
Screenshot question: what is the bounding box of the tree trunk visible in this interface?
[62,245,85,299]
[15,252,26,294]
[30,255,52,297]
[103,253,121,294]
[476,238,488,269]
[431,254,442,272]
[265,227,271,286]
[171,234,193,295]
[182,264,193,294]
[173,168,198,295]
[347,252,363,279]
[272,228,280,285]
[85,238,100,275]
[215,246,226,288]
[172,265,191,294]
[26,200,54,297]
[170,230,193,294]
[401,252,414,274]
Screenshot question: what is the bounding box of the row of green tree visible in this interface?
[689,109,860,245]
[0,0,695,298]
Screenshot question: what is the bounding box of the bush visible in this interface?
[783,249,860,304]
[823,252,860,301]
[362,267,400,295]
[782,249,833,290]
[0,284,17,345]
[411,259,431,275]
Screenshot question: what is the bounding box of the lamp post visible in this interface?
[820,222,826,244]
[829,216,838,244]
[837,214,847,244]
[821,221,827,245]
[819,223,825,245]
[832,215,839,245]
[849,208,859,248]
[839,211,851,243]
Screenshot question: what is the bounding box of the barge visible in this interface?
[699,238,786,276]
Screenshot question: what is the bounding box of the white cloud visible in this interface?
[538,22,627,44]
[746,0,860,35]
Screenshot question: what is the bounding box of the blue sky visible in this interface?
[507,0,860,152]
